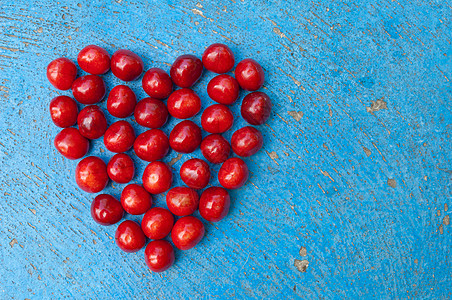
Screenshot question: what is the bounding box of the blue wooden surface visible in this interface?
[0,0,451,299]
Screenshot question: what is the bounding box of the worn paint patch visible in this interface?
[443,215,450,226]
[366,98,388,113]
[387,179,397,188]
[294,259,309,272]
[287,111,303,122]
[362,147,371,157]
[9,238,18,248]
[299,246,307,257]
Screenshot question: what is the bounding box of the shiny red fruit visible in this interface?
[207,75,240,105]
[77,45,110,75]
[202,43,235,74]
[218,158,249,189]
[171,216,205,250]
[133,129,169,162]
[120,184,153,215]
[142,161,173,194]
[199,187,230,222]
[170,54,203,88]
[141,207,174,239]
[54,128,89,160]
[72,75,106,105]
[46,57,77,90]
[201,104,233,134]
[134,98,168,128]
[145,240,175,272]
[77,105,107,139]
[180,158,210,189]
[49,96,78,128]
[104,121,135,153]
[166,187,199,216]
[115,220,146,253]
[90,194,124,226]
[75,156,109,193]
[241,92,272,125]
[107,85,137,118]
[169,120,202,153]
[234,58,265,91]
[200,134,231,164]
[111,49,144,81]
[142,68,173,99]
[107,153,135,183]
[231,126,263,157]
[167,88,201,119]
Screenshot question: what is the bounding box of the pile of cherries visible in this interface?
[47,43,271,272]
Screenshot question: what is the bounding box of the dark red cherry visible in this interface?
[170,54,203,88]
[77,45,110,75]
[142,68,173,99]
[77,105,107,139]
[201,104,233,134]
[141,207,174,239]
[231,126,263,157]
[133,129,169,162]
[169,120,202,153]
[115,220,146,253]
[180,158,210,189]
[120,184,153,215]
[218,157,249,189]
[134,98,168,128]
[167,88,201,119]
[54,128,89,160]
[49,95,78,128]
[207,75,240,105]
[111,49,144,81]
[107,85,137,118]
[241,92,271,125]
[46,57,77,90]
[107,153,135,183]
[90,194,124,226]
[103,121,135,153]
[142,161,173,194]
[166,186,199,216]
[234,58,264,91]
[72,75,106,105]
[199,187,230,222]
[171,216,205,250]
[145,240,175,272]
[202,43,235,74]
[200,134,231,164]
[75,156,109,193]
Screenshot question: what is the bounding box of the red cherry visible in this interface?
[133,129,169,162]
[103,121,135,153]
[169,120,202,153]
[231,126,263,157]
[201,104,233,134]
[170,54,203,88]
[202,43,235,74]
[180,158,210,189]
[107,153,135,183]
[142,161,173,194]
[107,85,137,118]
[111,49,143,81]
[77,105,107,139]
[218,158,249,189]
[145,240,175,272]
[72,75,106,105]
[166,187,199,216]
[49,96,78,128]
[199,187,230,222]
[200,134,231,164]
[115,220,146,253]
[134,98,168,128]
[54,128,89,160]
[207,75,240,105]
[142,68,173,99]
[77,45,110,75]
[234,58,264,91]
[75,156,109,193]
[171,216,205,250]
[241,92,272,125]
[141,207,174,239]
[120,184,153,215]
[90,194,124,226]
[167,88,201,119]
[46,57,77,90]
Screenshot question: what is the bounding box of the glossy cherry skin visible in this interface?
[169,120,202,153]
[202,43,235,74]
[241,92,272,125]
[234,58,265,91]
[107,85,137,118]
[72,75,106,105]
[207,75,240,105]
[77,105,108,139]
[170,54,203,88]
[199,187,230,222]
[54,128,89,160]
[200,134,231,164]
[180,158,210,190]
[77,45,110,75]
[201,104,233,134]
[49,96,78,128]
[171,216,205,250]
[231,126,263,157]
[142,68,173,99]
[134,98,168,128]
[103,121,135,153]
[111,49,144,81]
[167,88,201,119]
[90,194,124,226]
[75,156,109,193]
[141,207,174,239]
[145,240,175,272]
[107,153,135,183]
[218,158,249,189]
[46,57,77,90]
[142,161,173,194]
[133,129,169,162]
[120,184,153,215]
[166,187,199,216]
[115,220,146,253]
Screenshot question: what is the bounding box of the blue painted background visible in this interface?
[0,0,451,299]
